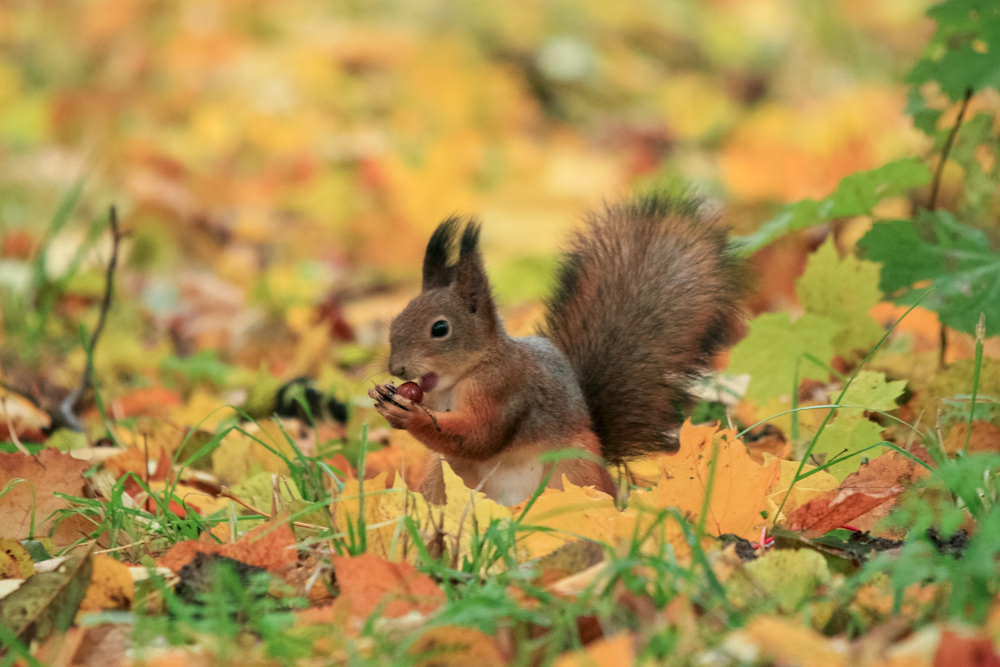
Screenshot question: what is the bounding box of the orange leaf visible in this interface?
[79,554,135,612]
[655,421,780,540]
[331,552,444,619]
[159,518,297,574]
[944,421,1000,455]
[554,633,635,667]
[784,451,927,537]
[934,630,1000,667]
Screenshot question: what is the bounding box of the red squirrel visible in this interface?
[369,194,746,506]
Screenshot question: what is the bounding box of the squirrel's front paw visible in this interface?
[369,383,416,429]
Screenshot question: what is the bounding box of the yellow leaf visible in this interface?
[79,555,134,612]
[329,462,513,566]
[764,458,841,524]
[432,461,513,562]
[514,477,619,560]
[655,421,780,541]
[331,473,411,561]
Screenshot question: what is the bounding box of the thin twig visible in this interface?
[929,87,973,211]
[60,206,123,431]
[928,88,972,368]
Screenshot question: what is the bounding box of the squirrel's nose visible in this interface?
[390,364,406,378]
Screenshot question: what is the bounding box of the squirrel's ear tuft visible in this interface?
[422,217,460,291]
[455,220,495,318]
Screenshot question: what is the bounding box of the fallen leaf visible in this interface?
[722,615,847,667]
[765,459,840,523]
[159,518,297,574]
[727,548,831,612]
[0,538,34,579]
[0,544,94,648]
[554,633,635,667]
[0,449,89,542]
[655,421,780,541]
[514,477,619,560]
[944,421,1000,455]
[784,450,926,537]
[933,630,1000,667]
[331,552,444,619]
[407,625,505,667]
[79,554,134,612]
[0,390,51,442]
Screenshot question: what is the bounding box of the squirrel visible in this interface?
[369,194,746,506]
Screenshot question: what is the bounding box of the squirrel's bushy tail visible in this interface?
[541,194,746,464]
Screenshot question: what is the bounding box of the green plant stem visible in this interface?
[963,313,986,456]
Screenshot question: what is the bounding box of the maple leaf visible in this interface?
[653,421,780,541]
[514,478,619,560]
[727,312,837,405]
[796,237,884,358]
[810,371,908,480]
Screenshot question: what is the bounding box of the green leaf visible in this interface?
[811,371,907,480]
[797,238,884,358]
[0,545,94,648]
[907,0,1000,103]
[811,416,886,481]
[736,159,931,254]
[727,548,830,612]
[840,371,908,412]
[858,209,1000,336]
[727,312,837,405]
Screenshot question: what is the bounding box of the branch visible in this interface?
[59,206,123,431]
[929,86,973,211]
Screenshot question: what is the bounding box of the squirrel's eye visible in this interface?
[431,320,450,338]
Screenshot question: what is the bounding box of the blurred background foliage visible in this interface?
[0,0,939,407]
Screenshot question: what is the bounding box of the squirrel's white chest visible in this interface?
[451,456,546,506]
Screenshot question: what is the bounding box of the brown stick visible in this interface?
[60,206,123,430]
[928,87,973,211]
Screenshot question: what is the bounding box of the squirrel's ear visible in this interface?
[422,217,460,291]
[455,221,497,320]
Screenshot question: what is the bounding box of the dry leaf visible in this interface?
[407,625,505,667]
[933,630,1000,667]
[514,477,619,560]
[655,421,780,540]
[0,390,51,442]
[0,545,94,647]
[79,555,134,612]
[331,552,444,619]
[159,518,297,574]
[944,421,1000,455]
[785,451,928,537]
[0,449,89,542]
[554,633,635,667]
